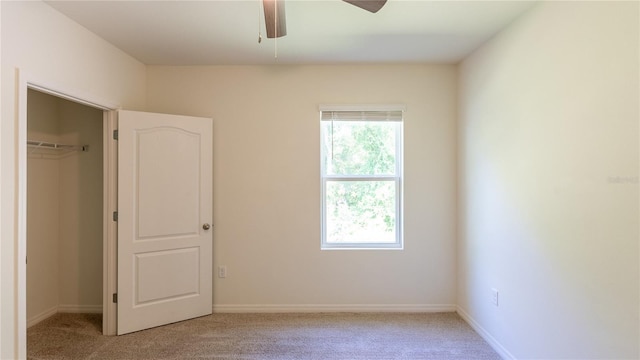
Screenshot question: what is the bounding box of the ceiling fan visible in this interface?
[262,0,388,38]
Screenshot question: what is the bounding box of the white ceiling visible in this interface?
[45,0,536,65]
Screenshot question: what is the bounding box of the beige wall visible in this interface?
[147,65,458,309]
[458,1,639,358]
[26,90,60,324]
[1,1,146,357]
[57,97,103,311]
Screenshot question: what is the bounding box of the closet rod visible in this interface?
[27,140,89,152]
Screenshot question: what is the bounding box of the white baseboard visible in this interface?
[213,304,457,313]
[27,305,58,328]
[57,304,103,314]
[456,306,515,360]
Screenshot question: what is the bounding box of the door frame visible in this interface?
[16,69,120,357]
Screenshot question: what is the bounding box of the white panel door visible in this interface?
[117,110,212,335]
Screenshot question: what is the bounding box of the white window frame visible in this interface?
[320,105,405,250]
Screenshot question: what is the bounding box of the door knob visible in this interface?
[203,223,211,230]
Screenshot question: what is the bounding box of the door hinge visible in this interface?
[112,293,118,303]
[113,211,118,221]
[113,129,118,140]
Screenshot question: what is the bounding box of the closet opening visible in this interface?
[25,88,105,334]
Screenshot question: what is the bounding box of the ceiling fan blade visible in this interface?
[263,0,287,38]
[343,0,387,13]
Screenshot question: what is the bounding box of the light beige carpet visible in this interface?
[28,312,500,360]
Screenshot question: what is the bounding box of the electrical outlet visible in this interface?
[218,266,227,278]
[491,288,499,306]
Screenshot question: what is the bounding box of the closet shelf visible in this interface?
[27,140,89,154]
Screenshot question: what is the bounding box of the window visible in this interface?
[320,107,404,249]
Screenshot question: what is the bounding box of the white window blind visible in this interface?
[320,110,403,122]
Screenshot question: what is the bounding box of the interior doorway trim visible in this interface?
[16,69,120,358]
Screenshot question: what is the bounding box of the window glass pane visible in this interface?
[325,180,396,244]
[322,121,397,176]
